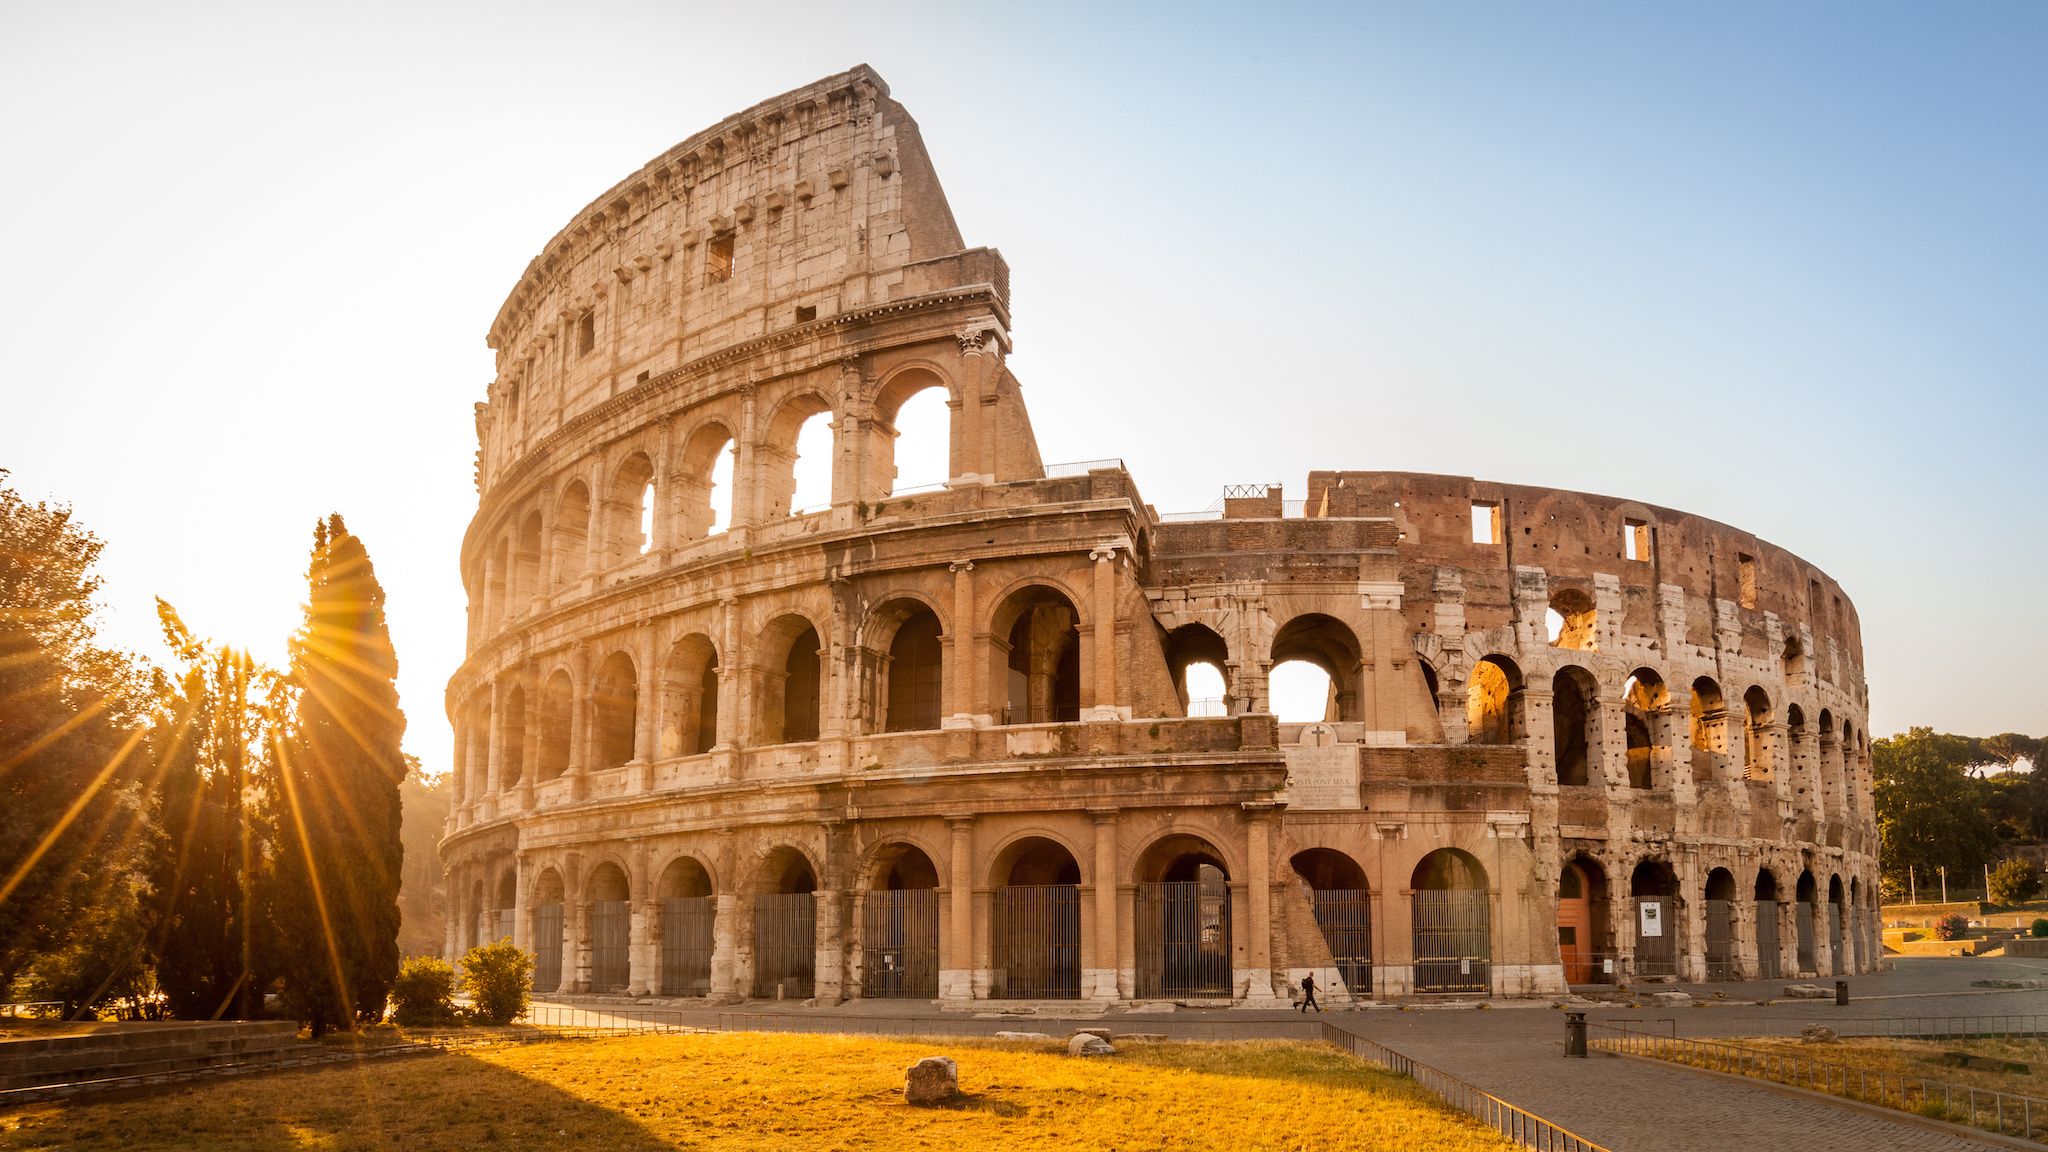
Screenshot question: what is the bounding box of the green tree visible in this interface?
[461,938,532,1026]
[269,515,407,1035]
[1874,727,2000,893]
[1988,858,2043,907]
[0,472,148,997]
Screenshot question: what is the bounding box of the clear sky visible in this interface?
[3,1,2043,776]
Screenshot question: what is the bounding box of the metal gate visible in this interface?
[1755,900,1780,980]
[1853,906,1867,972]
[1634,897,1676,977]
[753,892,816,998]
[1796,901,1816,974]
[1311,889,1373,998]
[862,889,939,999]
[1412,890,1490,993]
[1138,880,1233,998]
[1829,903,1845,976]
[495,909,514,943]
[534,904,563,992]
[1704,899,1732,981]
[593,900,631,992]
[993,885,1080,999]
[661,896,715,996]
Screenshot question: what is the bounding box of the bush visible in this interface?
[389,957,458,1026]
[1988,859,2043,907]
[2031,919,2048,938]
[1934,913,1971,941]
[462,939,532,1026]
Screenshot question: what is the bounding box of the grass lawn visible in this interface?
[0,1033,1518,1151]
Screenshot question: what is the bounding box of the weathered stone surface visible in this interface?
[994,1031,1049,1040]
[1067,1028,1112,1041]
[1114,1033,1168,1042]
[1068,1034,1115,1057]
[1650,991,1692,1006]
[1783,984,1832,999]
[904,1056,958,1104]
[1800,1024,1838,1044]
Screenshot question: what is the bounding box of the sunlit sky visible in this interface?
[4,2,2044,776]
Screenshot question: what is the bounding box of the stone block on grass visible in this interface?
[904,1056,958,1105]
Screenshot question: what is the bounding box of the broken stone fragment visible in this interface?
[904,1056,959,1105]
[1782,983,1832,999]
[1650,991,1692,1006]
[1068,1033,1116,1056]
[994,1031,1050,1040]
[1800,1024,1838,1044]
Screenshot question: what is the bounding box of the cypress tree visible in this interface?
[271,515,406,1034]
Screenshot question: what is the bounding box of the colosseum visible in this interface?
[441,65,1879,1007]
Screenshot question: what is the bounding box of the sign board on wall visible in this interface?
[1638,900,1664,938]
[1284,724,1360,810]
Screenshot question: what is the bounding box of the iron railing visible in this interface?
[592,900,631,992]
[1137,879,1232,998]
[533,904,564,992]
[1827,1014,2048,1040]
[1704,899,1732,981]
[993,885,1081,999]
[753,892,816,999]
[862,888,939,998]
[1592,1023,2048,1142]
[1755,900,1781,980]
[661,896,715,997]
[1633,897,1677,977]
[1041,458,1125,478]
[1311,889,1373,998]
[1413,889,1490,993]
[1320,1024,1612,1151]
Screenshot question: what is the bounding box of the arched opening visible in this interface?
[1689,677,1727,782]
[1556,856,1609,985]
[870,371,954,498]
[1136,835,1232,998]
[996,586,1081,725]
[1630,860,1679,978]
[1704,867,1737,980]
[603,453,655,567]
[486,537,508,633]
[592,652,638,768]
[992,837,1082,1000]
[1850,875,1867,972]
[514,511,543,611]
[862,844,939,999]
[1742,686,1773,780]
[752,848,818,999]
[587,862,632,993]
[1827,874,1846,977]
[878,603,943,733]
[1786,704,1809,801]
[674,422,735,540]
[553,481,590,590]
[1753,868,1782,980]
[1466,655,1523,746]
[1271,614,1363,722]
[757,616,822,744]
[532,869,565,992]
[501,685,525,790]
[1291,848,1371,998]
[1547,587,1597,651]
[1782,634,1806,681]
[1795,870,1818,974]
[1411,849,1490,994]
[1622,670,1665,789]
[763,394,835,519]
[659,634,720,757]
[539,670,573,781]
[492,871,516,942]
[466,879,485,953]
[658,856,714,996]
[1163,623,1232,717]
[1551,665,1600,786]
[1819,708,1839,812]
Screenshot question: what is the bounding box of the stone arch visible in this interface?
[656,854,714,899]
[1551,665,1601,786]
[1467,654,1524,746]
[673,419,736,540]
[659,632,720,757]
[513,509,543,609]
[1410,848,1490,993]
[989,832,1085,887]
[532,866,565,906]
[756,612,825,744]
[1622,668,1665,789]
[862,596,945,733]
[992,583,1083,724]
[538,668,574,780]
[1690,676,1728,779]
[655,852,717,997]
[1133,831,1232,999]
[1162,622,1232,717]
[1291,847,1367,892]
[1557,853,1609,984]
[1270,613,1364,723]
[591,650,639,768]
[987,831,1083,1000]
[500,683,526,789]
[553,479,591,589]
[861,840,942,999]
[603,451,656,565]
[1782,633,1806,681]
[1134,832,1232,884]
[866,842,940,890]
[586,859,633,903]
[761,390,836,518]
[1548,586,1597,651]
[1630,857,1680,977]
[753,845,820,895]
[869,364,958,498]
[1742,685,1773,779]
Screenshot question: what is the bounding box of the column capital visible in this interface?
[945,813,977,829]
[948,558,975,573]
[1088,807,1120,824]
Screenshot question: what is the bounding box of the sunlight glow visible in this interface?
[638,483,653,554]
[890,386,951,494]
[1184,661,1227,716]
[1268,660,1332,723]
[708,443,734,534]
[789,412,834,514]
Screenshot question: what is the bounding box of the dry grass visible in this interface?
[0,1033,1519,1151]
[1722,1034,2048,1098]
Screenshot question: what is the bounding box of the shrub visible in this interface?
[462,939,533,1026]
[1988,859,2043,908]
[389,957,458,1026]
[1934,913,1971,941]
[2031,919,2048,938]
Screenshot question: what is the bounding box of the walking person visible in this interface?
[1298,972,1321,1013]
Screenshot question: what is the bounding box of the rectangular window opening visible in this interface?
[795,304,817,323]
[706,234,735,283]
[576,311,596,357]
[1625,518,1649,562]
[636,370,650,385]
[1470,502,1499,545]
[1738,553,1757,609]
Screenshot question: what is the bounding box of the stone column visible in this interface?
[709,893,739,1001]
[1089,810,1119,1002]
[734,385,760,527]
[943,815,975,1001]
[1086,544,1119,722]
[481,550,499,637]
[486,681,505,800]
[518,665,540,809]
[444,864,463,960]
[631,627,657,791]
[955,330,984,485]
[571,899,594,993]
[1242,803,1281,1003]
[945,560,976,726]
[627,841,652,996]
[583,459,605,591]
[567,647,591,800]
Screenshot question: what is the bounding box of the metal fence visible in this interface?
[1755,900,1781,980]
[1830,903,1846,976]
[993,885,1081,999]
[534,904,564,992]
[1829,1014,2048,1040]
[1704,899,1732,981]
[1796,901,1816,973]
[1633,897,1676,977]
[1413,890,1490,993]
[862,888,939,998]
[1312,889,1373,997]
[1592,1023,2048,1143]
[593,900,631,992]
[1137,879,1232,998]
[661,897,715,997]
[1320,1024,1611,1150]
[753,892,817,999]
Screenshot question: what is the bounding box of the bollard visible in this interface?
[1565,1010,1588,1057]
[1835,980,1849,1006]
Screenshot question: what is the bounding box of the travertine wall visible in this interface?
[441,66,1878,1004]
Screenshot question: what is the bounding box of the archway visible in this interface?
[1622,669,1666,789]
[994,587,1080,724]
[1411,849,1490,993]
[1551,666,1599,786]
[1630,860,1679,978]
[991,837,1082,999]
[870,369,955,499]
[1136,835,1232,998]
[862,844,939,999]
[1547,587,1597,651]
[1690,677,1727,781]
[1754,869,1783,980]
[1291,848,1370,998]
[757,616,821,744]
[1704,868,1737,981]
[532,869,565,992]
[513,511,542,610]
[501,685,525,790]
[1467,655,1522,746]
[1556,856,1608,985]
[587,862,632,993]
[604,452,655,565]
[660,634,720,756]
[1270,614,1363,722]
[673,422,735,540]
[1828,874,1846,977]
[1164,623,1232,717]
[876,601,943,733]
[657,856,714,996]
[592,652,638,768]
[753,848,818,998]
[1742,686,1773,780]
[553,481,589,590]
[538,670,573,780]
[762,393,834,518]
[1850,876,1867,972]
[1795,870,1818,974]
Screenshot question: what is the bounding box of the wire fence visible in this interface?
[1319,1024,1612,1151]
[1829,1014,2048,1041]
[1591,1022,2048,1143]
[714,1013,1316,1040]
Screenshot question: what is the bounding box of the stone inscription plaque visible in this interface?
[1285,726,1360,810]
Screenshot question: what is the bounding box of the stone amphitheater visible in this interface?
[440,65,1878,1006]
